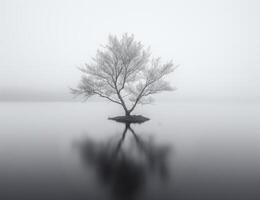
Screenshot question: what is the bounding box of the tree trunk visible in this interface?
[125,110,131,116]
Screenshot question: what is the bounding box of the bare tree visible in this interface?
[72,33,177,116]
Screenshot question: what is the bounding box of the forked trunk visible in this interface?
[125,110,131,116]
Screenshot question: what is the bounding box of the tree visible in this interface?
[72,33,177,116]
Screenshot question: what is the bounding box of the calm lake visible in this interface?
[0,102,260,200]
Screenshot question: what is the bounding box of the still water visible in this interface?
[0,102,260,200]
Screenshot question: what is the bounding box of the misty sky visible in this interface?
[0,0,259,101]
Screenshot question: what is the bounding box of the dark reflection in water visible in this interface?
[76,122,171,200]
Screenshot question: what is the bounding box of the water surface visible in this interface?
[0,102,259,200]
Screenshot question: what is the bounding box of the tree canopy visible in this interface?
[72,33,177,115]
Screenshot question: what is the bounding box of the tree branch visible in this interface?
[93,91,122,105]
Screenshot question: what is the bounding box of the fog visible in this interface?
[0,0,260,101]
[1,2,260,199]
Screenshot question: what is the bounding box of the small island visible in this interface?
[108,115,150,124]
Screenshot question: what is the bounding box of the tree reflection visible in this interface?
[77,123,171,200]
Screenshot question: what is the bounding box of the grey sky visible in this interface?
[0,0,259,101]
